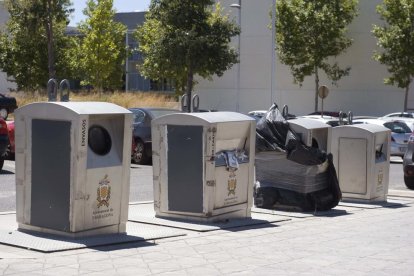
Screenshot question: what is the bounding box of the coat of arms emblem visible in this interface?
[228,171,237,196]
[97,175,111,208]
[378,169,383,185]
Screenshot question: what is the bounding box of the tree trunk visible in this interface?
[46,0,55,80]
[186,68,193,113]
[314,66,319,112]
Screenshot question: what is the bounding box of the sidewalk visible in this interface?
[0,190,413,275]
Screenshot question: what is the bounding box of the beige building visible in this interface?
[196,0,412,116]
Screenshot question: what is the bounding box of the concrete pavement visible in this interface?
[0,190,413,275]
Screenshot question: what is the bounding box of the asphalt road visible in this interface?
[0,157,409,212]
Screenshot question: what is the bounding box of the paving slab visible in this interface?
[0,198,413,275]
[0,214,186,253]
[388,189,414,198]
[339,197,412,209]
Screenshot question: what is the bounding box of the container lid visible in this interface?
[17,102,131,115]
[152,111,254,126]
[336,123,390,133]
[289,117,332,129]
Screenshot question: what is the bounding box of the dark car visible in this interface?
[308,111,346,118]
[0,118,9,171]
[0,93,18,120]
[403,133,414,190]
[129,107,181,165]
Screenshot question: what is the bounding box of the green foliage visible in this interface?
[135,0,240,100]
[77,0,127,91]
[0,0,73,91]
[372,0,414,111]
[276,0,358,111]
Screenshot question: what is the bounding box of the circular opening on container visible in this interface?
[88,125,112,155]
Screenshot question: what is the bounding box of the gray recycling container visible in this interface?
[329,124,391,202]
[15,102,133,237]
[152,112,256,222]
[289,117,332,151]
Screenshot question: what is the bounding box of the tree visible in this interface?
[275,0,358,111]
[77,0,127,92]
[0,0,73,90]
[372,0,414,111]
[135,0,240,112]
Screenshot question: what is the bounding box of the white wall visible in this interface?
[195,0,409,116]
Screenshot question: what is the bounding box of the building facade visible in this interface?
[194,0,413,116]
[115,12,173,93]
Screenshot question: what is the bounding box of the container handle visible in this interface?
[59,79,70,102]
[192,94,200,112]
[47,78,58,102]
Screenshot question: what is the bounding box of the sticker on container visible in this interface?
[377,169,384,192]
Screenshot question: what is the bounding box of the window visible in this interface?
[383,122,412,134]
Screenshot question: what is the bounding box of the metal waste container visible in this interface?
[329,124,391,202]
[15,102,133,237]
[289,118,332,151]
[152,112,255,222]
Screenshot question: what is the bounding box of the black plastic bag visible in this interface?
[286,139,326,165]
[254,153,342,212]
[256,104,298,151]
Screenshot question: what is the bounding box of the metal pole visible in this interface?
[230,1,241,112]
[237,0,241,112]
[125,30,129,92]
[271,0,276,104]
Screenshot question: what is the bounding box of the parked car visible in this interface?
[378,116,414,131]
[308,111,346,117]
[129,107,181,165]
[195,109,218,112]
[301,115,350,127]
[5,120,14,160]
[0,93,18,120]
[403,133,414,190]
[0,118,9,171]
[353,118,412,157]
[382,112,414,119]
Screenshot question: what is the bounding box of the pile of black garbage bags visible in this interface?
[254,104,342,212]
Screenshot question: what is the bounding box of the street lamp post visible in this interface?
[230,1,241,112]
[271,0,276,104]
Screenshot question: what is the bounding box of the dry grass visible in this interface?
[9,90,180,110]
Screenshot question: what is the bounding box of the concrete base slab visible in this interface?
[0,214,186,253]
[128,203,290,232]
